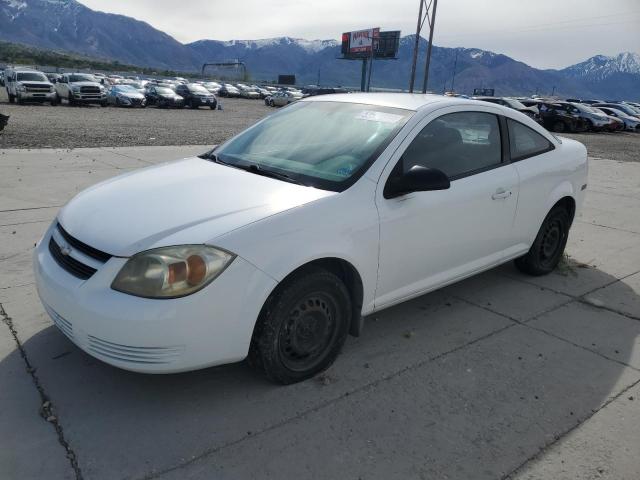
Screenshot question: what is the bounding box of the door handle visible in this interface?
[491,188,512,200]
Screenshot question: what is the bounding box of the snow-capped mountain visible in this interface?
[1,0,638,99]
[561,52,640,80]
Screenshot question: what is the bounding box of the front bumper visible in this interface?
[193,97,216,106]
[72,92,107,103]
[33,223,276,373]
[17,91,56,102]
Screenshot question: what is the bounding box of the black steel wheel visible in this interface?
[248,266,352,384]
[515,205,571,276]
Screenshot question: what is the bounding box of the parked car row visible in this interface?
[474,95,640,134]
[2,67,319,110]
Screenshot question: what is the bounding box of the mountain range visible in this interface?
[1,0,639,100]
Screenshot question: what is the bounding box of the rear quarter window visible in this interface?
[507,118,555,161]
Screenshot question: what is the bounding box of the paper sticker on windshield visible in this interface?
[355,111,404,124]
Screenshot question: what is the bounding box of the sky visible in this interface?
[77,0,640,69]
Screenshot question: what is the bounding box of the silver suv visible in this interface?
[5,69,57,105]
[55,73,107,106]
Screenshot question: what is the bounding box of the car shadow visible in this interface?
[1,262,638,479]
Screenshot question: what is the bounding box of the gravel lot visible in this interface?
[2,88,639,158]
[0,88,272,149]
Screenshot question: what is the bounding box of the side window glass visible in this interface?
[507,118,554,161]
[401,111,502,179]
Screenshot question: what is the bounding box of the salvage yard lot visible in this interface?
[1,103,640,479]
[1,87,640,163]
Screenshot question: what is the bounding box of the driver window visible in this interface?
[400,111,502,179]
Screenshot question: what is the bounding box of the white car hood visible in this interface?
[58,157,334,257]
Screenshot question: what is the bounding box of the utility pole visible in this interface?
[408,0,425,92]
[450,48,458,93]
[422,0,438,93]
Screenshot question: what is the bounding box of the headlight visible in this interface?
[16,84,26,91]
[112,245,235,298]
[71,85,80,91]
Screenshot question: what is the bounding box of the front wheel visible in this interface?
[515,205,571,276]
[552,121,565,133]
[248,267,352,384]
[8,91,15,103]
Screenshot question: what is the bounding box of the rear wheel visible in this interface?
[515,205,571,276]
[248,267,352,384]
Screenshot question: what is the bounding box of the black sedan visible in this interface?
[146,86,184,108]
[175,83,218,109]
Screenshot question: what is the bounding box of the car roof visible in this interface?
[301,92,493,111]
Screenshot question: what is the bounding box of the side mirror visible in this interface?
[384,165,450,199]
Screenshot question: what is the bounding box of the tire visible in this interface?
[68,96,75,106]
[101,101,108,107]
[51,95,59,106]
[585,120,593,131]
[552,121,565,133]
[269,99,274,107]
[8,92,15,103]
[189,99,197,109]
[515,205,571,276]
[248,266,352,384]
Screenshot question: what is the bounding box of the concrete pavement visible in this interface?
[1,145,639,480]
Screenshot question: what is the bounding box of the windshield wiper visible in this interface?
[201,152,307,186]
[244,164,306,186]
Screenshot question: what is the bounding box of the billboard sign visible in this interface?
[341,28,380,57]
[473,88,495,96]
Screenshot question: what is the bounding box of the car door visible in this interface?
[375,108,520,309]
[56,75,68,98]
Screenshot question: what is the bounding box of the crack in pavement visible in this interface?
[576,219,640,235]
[0,302,84,480]
[502,377,640,480]
[0,205,63,213]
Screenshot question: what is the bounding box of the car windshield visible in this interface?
[17,72,48,82]
[503,98,528,109]
[115,85,136,92]
[214,101,412,191]
[69,74,97,83]
[189,85,209,93]
[156,87,173,94]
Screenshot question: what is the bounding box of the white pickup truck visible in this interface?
[54,73,107,106]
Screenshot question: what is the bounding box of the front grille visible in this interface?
[57,223,112,262]
[49,237,97,280]
[87,336,184,365]
[80,86,100,94]
[25,85,51,93]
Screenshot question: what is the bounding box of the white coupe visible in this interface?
[34,94,588,383]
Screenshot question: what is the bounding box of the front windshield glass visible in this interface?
[215,101,412,191]
[17,72,48,82]
[504,98,527,109]
[69,74,97,83]
[189,85,209,93]
[115,85,136,93]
